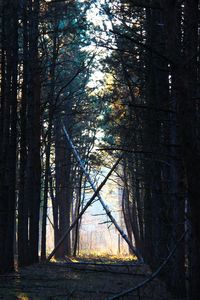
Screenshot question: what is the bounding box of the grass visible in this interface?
[76,251,137,262]
[49,251,138,265]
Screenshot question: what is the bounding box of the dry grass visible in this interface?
[70,251,137,263]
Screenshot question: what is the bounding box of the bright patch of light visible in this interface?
[87,69,104,88]
[84,0,114,90]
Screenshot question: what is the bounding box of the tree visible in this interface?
[17,0,41,267]
[161,1,200,298]
[0,0,18,273]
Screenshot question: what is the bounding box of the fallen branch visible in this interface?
[108,230,188,300]
[52,261,143,268]
[54,264,145,276]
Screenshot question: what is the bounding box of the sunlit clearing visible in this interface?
[17,295,29,300]
[77,251,137,262]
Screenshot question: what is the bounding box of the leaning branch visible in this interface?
[62,125,143,262]
[46,156,122,261]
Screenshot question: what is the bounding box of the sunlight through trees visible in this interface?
[0,1,200,299]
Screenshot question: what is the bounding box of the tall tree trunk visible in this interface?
[0,0,18,273]
[41,26,58,260]
[73,171,83,257]
[28,3,41,261]
[18,0,41,266]
[54,119,71,258]
[162,1,199,298]
[18,0,29,266]
[143,6,186,296]
[41,117,53,260]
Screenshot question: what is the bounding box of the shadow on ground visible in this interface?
[0,258,172,299]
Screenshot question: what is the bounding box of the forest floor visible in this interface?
[0,256,174,300]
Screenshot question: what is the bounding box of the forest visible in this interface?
[0,0,200,299]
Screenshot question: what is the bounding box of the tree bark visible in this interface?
[0,0,18,273]
[162,1,200,297]
[18,0,41,266]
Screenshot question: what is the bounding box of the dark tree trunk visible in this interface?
[54,119,71,258]
[162,0,199,298]
[0,0,18,273]
[18,0,29,266]
[18,0,41,266]
[73,170,83,257]
[41,117,53,261]
[41,27,58,260]
[143,5,186,296]
[28,16,41,263]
